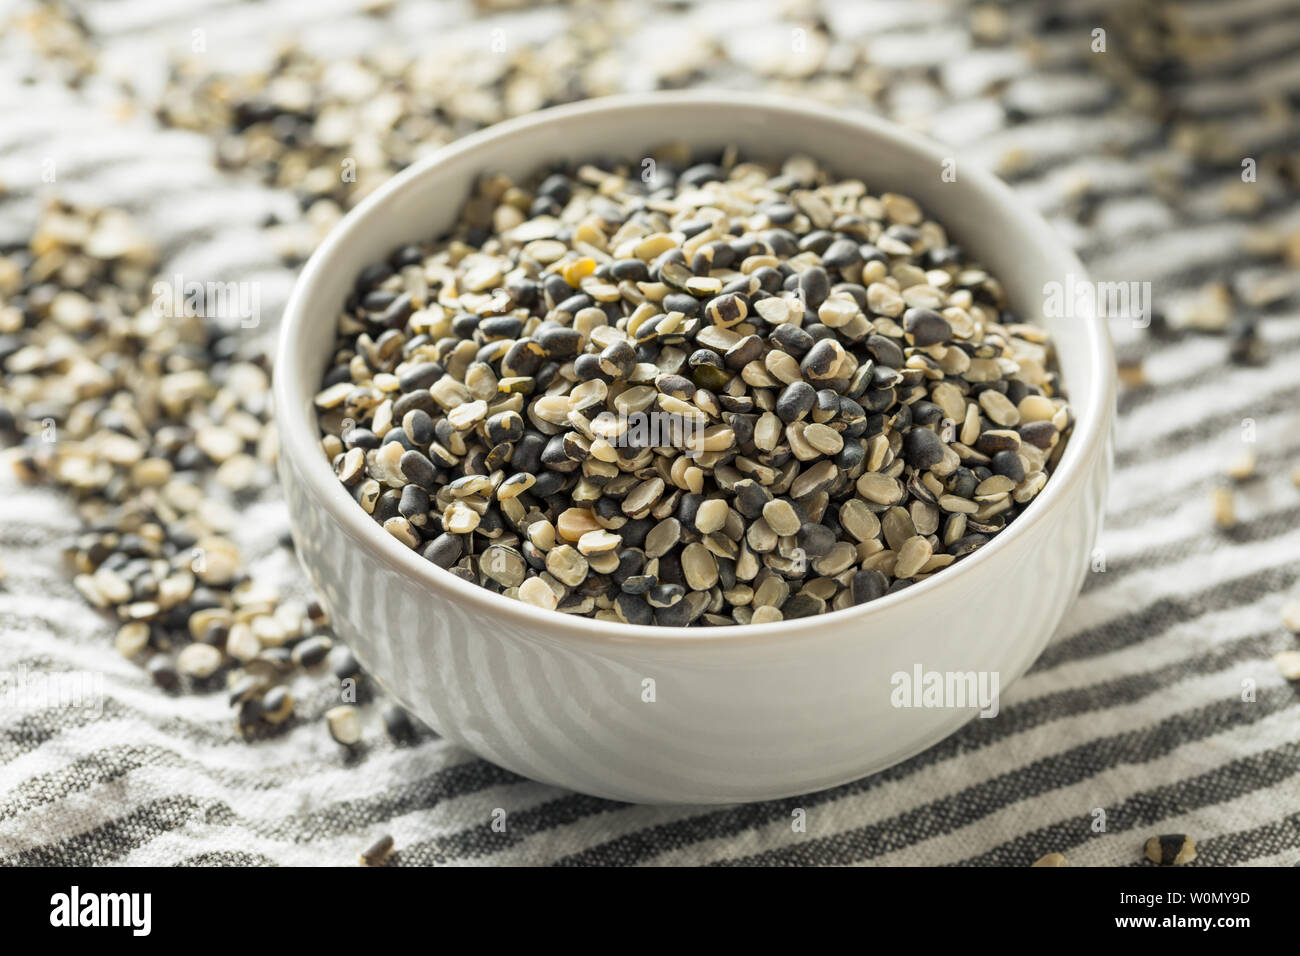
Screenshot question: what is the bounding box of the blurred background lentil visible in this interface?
[1,0,1298,866]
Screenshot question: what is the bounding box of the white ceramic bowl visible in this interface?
[274,92,1115,804]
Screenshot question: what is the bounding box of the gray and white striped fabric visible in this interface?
[2,0,1298,866]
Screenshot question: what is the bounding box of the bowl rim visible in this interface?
[274,89,1115,646]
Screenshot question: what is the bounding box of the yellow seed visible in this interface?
[562,256,597,286]
[635,234,676,260]
[1211,486,1236,528]
[1017,394,1056,422]
[1225,451,1256,481]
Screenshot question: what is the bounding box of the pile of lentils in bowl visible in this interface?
[314,146,1073,627]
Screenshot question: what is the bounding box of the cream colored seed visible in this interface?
[866,282,904,317]
[326,705,362,746]
[803,423,844,455]
[921,553,956,573]
[613,385,656,415]
[938,494,978,514]
[226,623,260,662]
[314,382,353,408]
[857,473,903,505]
[961,403,981,445]
[177,642,223,679]
[818,294,859,328]
[978,390,1020,427]
[1280,601,1300,633]
[557,507,602,542]
[750,605,783,624]
[569,379,607,411]
[1017,394,1056,422]
[762,499,801,536]
[755,297,791,324]
[444,502,481,534]
[894,536,933,578]
[686,276,723,295]
[975,475,1016,498]
[1274,650,1300,681]
[533,394,571,424]
[527,519,557,551]
[840,499,881,542]
[636,234,676,260]
[681,542,719,591]
[686,425,736,454]
[931,381,966,423]
[694,498,730,534]
[448,399,487,430]
[754,412,782,452]
[577,529,622,554]
[518,576,558,610]
[764,350,802,385]
[497,473,535,499]
[114,622,150,658]
[545,545,588,587]
[786,422,818,461]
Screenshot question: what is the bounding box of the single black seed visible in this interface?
[400,450,438,488]
[822,239,862,271]
[992,449,1026,482]
[903,428,947,469]
[422,533,462,568]
[776,381,817,423]
[360,834,396,867]
[797,267,830,310]
[329,646,360,681]
[851,568,889,605]
[398,363,443,392]
[796,522,836,557]
[904,307,953,346]
[147,656,179,691]
[617,592,655,625]
[770,323,814,357]
[382,703,415,740]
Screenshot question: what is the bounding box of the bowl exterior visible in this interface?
[282,435,1108,804]
[275,93,1114,804]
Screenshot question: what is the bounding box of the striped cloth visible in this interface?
[2,0,1298,866]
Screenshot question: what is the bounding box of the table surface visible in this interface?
[1,0,1297,866]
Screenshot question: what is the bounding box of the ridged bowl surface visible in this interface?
[275,93,1115,804]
